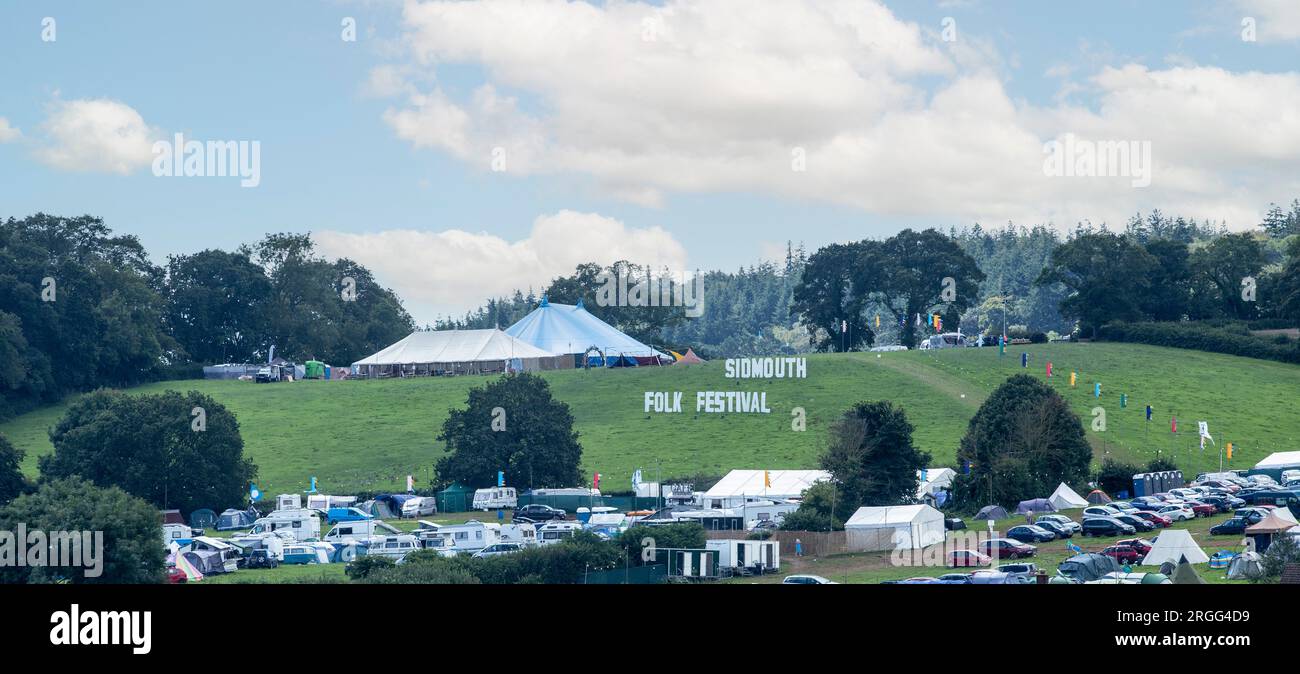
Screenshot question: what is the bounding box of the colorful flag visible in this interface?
[1171,417,1177,433]
[1227,442,1234,460]
[764,470,772,488]
[1146,405,1153,421]
[875,314,880,329]
[593,472,601,490]
[632,469,642,489]
[935,316,942,332]
[1094,382,1101,398]
[1047,362,1053,378]
[249,483,260,502]
[1021,352,1028,367]
[498,471,505,487]
[406,475,414,492]
[1070,371,1077,387]
[1120,394,1127,408]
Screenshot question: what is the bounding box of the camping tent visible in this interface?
[217,508,257,531]
[170,552,204,582]
[182,550,225,576]
[1228,551,1265,580]
[1142,529,1209,566]
[1058,553,1121,583]
[505,298,671,365]
[1048,482,1089,510]
[975,505,1009,521]
[1086,489,1112,504]
[844,504,945,552]
[1016,498,1056,514]
[1171,558,1207,584]
[673,348,706,365]
[352,328,568,376]
[1276,507,1299,526]
[916,468,956,506]
[1246,511,1297,553]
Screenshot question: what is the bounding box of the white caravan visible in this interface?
[421,520,502,556]
[276,493,303,510]
[247,509,321,542]
[364,534,421,562]
[323,519,403,545]
[473,487,518,511]
[306,494,357,511]
[536,521,583,546]
[499,522,536,547]
[400,496,438,518]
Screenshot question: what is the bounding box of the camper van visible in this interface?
[473,487,518,511]
[307,494,357,511]
[536,521,583,546]
[325,507,373,525]
[162,523,196,547]
[499,523,536,547]
[323,519,402,545]
[247,509,321,542]
[282,543,331,565]
[419,520,502,556]
[364,535,421,563]
[277,493,303,510]
[400,496,438,518]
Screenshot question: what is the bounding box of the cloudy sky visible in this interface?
[2,0,1299,322]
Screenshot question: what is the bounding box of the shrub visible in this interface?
[344,555,395,580]
[1096,321,1300,365]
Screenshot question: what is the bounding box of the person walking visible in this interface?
[795,538,803,557]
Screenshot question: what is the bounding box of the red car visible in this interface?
[978,538,1037,559]
[1101,544,1143,565]
[1115,538,1154,555]
[1184,501,1217,518]
[1131,511,1171,528]
[166,565,188,584]
[946,549,992,568]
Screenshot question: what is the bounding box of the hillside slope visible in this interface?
[3,343,1298,496]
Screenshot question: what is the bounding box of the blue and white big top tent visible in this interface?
[505,297,671,367]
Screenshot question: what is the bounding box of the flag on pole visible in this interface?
[875,315,881,329]
[498,471,505,487]
[1198,421,1212,450]
[764,470,772,488]
[1227,442,1234,460]
[309,476,317,493]
[406,475,414,492]
[915,313,922,327]
[1047,362,1053,378]
[1069,371,1077,387]
[249,483,260,502]
[1120,393,1127,408]
[593,472,601,490]
[841,319,847,334]
[1171,417,1177,433]
[1094,382,1101,398]
[935,316,942,332]
[1146,405,1153,421]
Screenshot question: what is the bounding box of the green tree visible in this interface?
[1097,458,1140,497]
[617,522,706,565]
[791,242,875,351]
[779,481,842,531]
[0,476,165,583]
[436,373,583,489]
[164,249,273,363]
[1145,457,1179,473]
[40,390,256,514]
[0,433,29,506]
[1036,232,1157,337]
[950,375,1093,509]
[1191,233,1267,319]
[870,229,985,349]
[820,401,930,519]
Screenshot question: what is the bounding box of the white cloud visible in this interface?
[374,0,1300,230]
[35,99,158,174]
[1236,0,1300,42]
[0,117,20,143]
[314,210,688,320]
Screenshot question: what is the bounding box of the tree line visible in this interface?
[0,214,414,421]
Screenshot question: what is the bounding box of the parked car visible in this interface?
[1036,513,1082,534]
[1183,500,1217,518]
[783,574,838,584]
[1082,506,1122,520]
[512,504,567,522]
[1033,519,1074,539]
[472,543,523,558]
[996,562,1041,584]
[946,549,992,568]
[936,573,973,584]
[240,549,278,569]
[1235,507,1270,524]
[1113,513,1155,532]
[1006,525,1056,543]
[1131,511,1172,528]
[1156,505,1195,522]
[1081,517,1136,537]
[1108,501,1139,514]
[1197,496,1236,513]
[945,517,967,531]
[166,565,188,584]
[893,577,941,584]
[1100,544,1144,565]
[1210,517,1251,536]
[1130,497,1163,510]
[978,538,1037,559]
[1115,538,1154,555]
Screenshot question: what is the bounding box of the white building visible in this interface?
[700,469,830,510]
[844,504,945,552]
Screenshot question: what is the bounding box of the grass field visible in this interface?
[3,342,1299,495]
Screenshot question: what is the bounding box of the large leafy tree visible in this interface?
[791,242,875,351]
[1036,232,1157,337]
[1191,233,1267,319]
[0,433,28,506]
[0,476,165,584]
[0,214,173,419]
[164,249,273,363]
[872,229,985,348]
[436,373,583,489]
[950,375,1093,510]
[40,389,256,514]
[1139,238,1194,321]
[820,400,930,519]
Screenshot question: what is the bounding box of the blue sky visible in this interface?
[2,0,1298,321]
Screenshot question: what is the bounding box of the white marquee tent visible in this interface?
[352,329,569,376]
[1048,482,1089,510]
[1141,528,1209,566]
[845,504,945,552]
[700,469,830,509]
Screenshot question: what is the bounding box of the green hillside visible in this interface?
[3,342,1299,497]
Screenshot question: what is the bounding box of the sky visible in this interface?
[2,0,1299,323]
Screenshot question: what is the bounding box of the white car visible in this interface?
[783,575,838,584]
[472,543,523,558]
[1157,505,1195,522]
[1107,502,1139,514]
[1082,506,1121,520]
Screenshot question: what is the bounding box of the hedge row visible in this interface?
[1096,321,1300,365]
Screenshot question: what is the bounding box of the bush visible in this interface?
[1097,321,1300,365]
[617,523,706,565]
[344,555,395,580]
[1258,535,1300,582]
[1097,459,1141,497]
[1029,332,1048,344]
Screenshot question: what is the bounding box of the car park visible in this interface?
[1156,505,1194,522]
